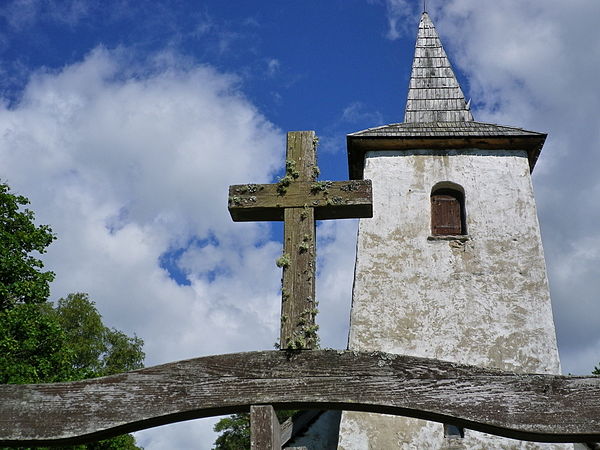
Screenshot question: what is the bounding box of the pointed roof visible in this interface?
[345,11,548,179]
[404,12,473,122]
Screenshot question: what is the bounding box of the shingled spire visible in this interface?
[404,12,473,122]
[346,11,547,180]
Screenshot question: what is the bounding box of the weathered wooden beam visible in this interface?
[1,350,599,446]
[279,131,317,350]
[281,207,317,350]
[228,180,373,222]
[251,405,281,450]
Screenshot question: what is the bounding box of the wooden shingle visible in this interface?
[404,12,473,123]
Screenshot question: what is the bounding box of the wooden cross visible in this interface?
[228,131,372,350]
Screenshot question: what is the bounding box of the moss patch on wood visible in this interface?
[276,254,291,268]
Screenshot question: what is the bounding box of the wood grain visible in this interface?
[228,180,373,222]
[281,207,316,349]
[1,350,599,446]
[251,405,281,450]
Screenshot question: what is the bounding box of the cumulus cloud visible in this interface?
[316,219,359,349]
[0,41,368,447]
[374,0,420,40]
[0,46,289,447]
[1,44,289,354]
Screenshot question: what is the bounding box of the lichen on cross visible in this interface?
[228,131,372,350]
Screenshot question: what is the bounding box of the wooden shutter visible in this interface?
[431,194,462,235]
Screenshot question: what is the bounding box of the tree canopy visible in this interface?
[0,181,144,449]
[54,293,145,379]
[0,182,55,310]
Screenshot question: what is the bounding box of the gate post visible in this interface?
[251,405,281,449]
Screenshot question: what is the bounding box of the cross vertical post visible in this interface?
[281,131,317,349]
[250,405,281,450]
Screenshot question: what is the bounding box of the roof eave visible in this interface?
[347,134,547,180]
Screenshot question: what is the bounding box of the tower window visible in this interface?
[431,188,466,236]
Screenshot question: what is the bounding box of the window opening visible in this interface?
[431,188,466,236]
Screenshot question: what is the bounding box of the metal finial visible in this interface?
[423,0,427,12]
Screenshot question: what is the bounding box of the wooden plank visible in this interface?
[228,180,373,222]
[279,131,318,350]
[251,405,281,450]
[281,207,316,350]
[1,350,600,446]
[287,131,316,182]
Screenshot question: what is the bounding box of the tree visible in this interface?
[0,296,145,449]
[0,302,74,384]
[53,293,145,378]
[213,413,251,450]
[0,182,55,310]
[594,365,600,376]
[0,181,144,449]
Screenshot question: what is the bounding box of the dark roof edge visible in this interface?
[346,133,547,180]
[348,122,546,137]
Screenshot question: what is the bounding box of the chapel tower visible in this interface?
[338,12,567,449]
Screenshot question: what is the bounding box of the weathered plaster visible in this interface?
[339,149,567,449]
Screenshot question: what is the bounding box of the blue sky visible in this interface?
[1,0,600,448]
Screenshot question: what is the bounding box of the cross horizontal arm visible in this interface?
[228,180,372,222]
[1,350,599,446]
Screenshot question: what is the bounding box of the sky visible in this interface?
[1,0,599,448]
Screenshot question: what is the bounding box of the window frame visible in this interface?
[430,184,467,237]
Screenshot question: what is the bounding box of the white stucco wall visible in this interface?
[338,149,567,449]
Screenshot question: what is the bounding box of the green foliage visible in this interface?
[53,293,145,378]
[0,303,75,384]
[14,433,141,450]
[593,365,600,376]
[0,294,145,449]
[213,413,251,450]
[0,181,56,310]
[0,293,145,384]
[54,293,108,375]
[0,182,143,448]
[212,410,298,450]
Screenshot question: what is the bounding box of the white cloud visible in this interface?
[0,46,286,447]
[375,0,419,40]
[0,45,367,446]
[317,219,359,349]
[340,101,383,125]
[266,58,280,77]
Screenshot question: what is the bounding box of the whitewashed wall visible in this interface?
[338,149,568,449]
